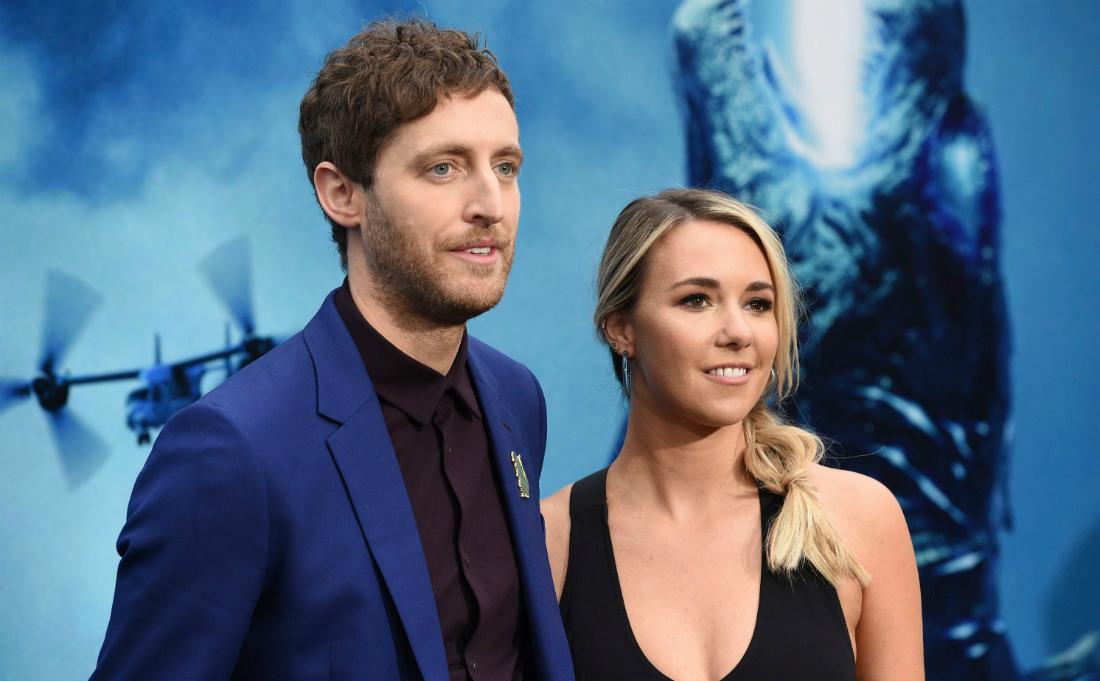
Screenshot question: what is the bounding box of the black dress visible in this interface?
[560,468,856,681]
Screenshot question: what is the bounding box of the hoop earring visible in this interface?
[621,351,631,396]
[768,367,778,392]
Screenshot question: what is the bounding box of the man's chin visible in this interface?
[449,257,507,280]
[413,281,507,326]
[448,290,507,320]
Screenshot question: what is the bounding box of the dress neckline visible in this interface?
[596,468,767,681]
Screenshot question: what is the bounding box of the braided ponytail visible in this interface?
[743,402,870,586]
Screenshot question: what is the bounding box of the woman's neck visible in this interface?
[610,395,757,521]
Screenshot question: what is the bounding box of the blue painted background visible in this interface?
[0,1,1096,679]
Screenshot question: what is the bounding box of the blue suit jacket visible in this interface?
[91,291,574,681]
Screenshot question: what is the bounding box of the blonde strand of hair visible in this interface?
[743,404,871,587]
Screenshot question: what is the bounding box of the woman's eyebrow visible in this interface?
[669,276,720,291]
[668,277,775,293]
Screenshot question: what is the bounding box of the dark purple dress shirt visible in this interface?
[334,283,525,681]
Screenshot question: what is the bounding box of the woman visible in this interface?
[542,189,923,680]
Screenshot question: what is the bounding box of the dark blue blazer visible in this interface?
[91,291,574,681]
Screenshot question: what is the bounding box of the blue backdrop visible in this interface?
[0,1,1096,679]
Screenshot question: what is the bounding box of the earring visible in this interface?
[621,351,632,396]
[768,367,778,391]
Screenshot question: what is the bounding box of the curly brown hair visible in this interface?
[299,18,515,269]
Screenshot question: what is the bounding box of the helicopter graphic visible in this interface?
[0,237,280,487]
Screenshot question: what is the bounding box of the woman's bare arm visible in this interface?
[814,465,924,680]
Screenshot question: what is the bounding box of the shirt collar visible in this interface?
[334,279,481,425]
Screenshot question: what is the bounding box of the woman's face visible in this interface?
[620,219,779,429]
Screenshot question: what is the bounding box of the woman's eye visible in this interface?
[747,297,774,313]
[681,293,711,309]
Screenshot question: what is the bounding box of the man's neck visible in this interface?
[346,276,466,376]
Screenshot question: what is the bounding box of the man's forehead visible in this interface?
[389,90,519,153]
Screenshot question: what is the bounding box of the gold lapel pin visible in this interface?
[510,451,530,499]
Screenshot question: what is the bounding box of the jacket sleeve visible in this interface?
[90,401,269,681]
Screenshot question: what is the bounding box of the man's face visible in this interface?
[359,89,522,326]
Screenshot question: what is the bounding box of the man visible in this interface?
[91,19,573,681]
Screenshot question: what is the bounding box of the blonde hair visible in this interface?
[594,188,869,587]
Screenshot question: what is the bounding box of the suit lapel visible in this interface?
[466,350,571,681]
[305,293,448,681]
[478,391,545,563]
[327,407,448,681]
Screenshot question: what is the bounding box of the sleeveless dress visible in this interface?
[559,468,856,681]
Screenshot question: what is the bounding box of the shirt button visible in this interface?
[470,658,478,671]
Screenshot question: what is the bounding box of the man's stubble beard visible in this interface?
[360,192,514,327]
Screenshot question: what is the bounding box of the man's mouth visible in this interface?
[450,242,502,264]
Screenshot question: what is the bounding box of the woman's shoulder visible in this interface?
[806,466,923,677]
[541,483,575,599]
[806,462,912,569]
[541,483,574,535]
[542,466,610,525]
[807,462,898,513]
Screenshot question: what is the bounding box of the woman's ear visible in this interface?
[313,161,365,228]
[602,310,634,357]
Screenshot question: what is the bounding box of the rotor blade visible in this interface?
[0,378,31,414]
[65,368,142,386]
[223,323,232,376]
[45,410,110,488]
[172,346,240,368]
[199,236,255,336]
[40,271,102,373]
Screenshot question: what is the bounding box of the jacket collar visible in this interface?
[303,289,376,425]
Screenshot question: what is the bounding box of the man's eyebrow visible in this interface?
[409,144,524,167]
[498,145,524,163]
[409,145,472,167]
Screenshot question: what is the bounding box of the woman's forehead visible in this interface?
[644,220,772,287]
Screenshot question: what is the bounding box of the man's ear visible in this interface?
[313,161,365,228]
[602,310,635,357]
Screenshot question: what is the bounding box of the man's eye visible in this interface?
[431,163,452,176]
[497,162,516,176]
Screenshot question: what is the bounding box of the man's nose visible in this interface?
[463,166,505,227]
